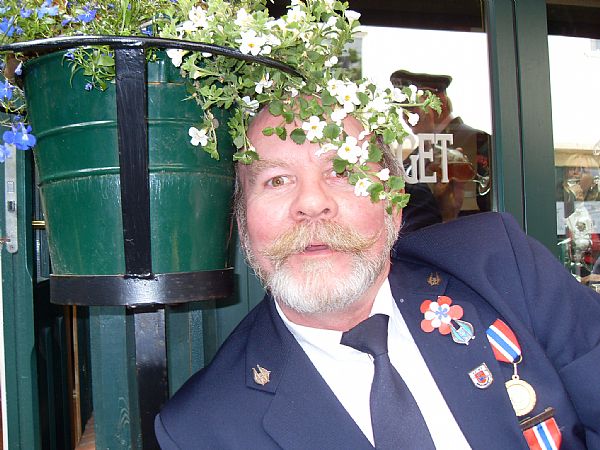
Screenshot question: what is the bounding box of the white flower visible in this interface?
[354,178,372,197]
[365,95,389,114]
[302,116,327,141]
[359,141,370,164]
[336,82,361,113]
[337,136,362,164]
[344,10,361,22]
[408,84,421,102]
[375,168,390,181]
[392,88,408,103]
[177,20,198,33]
[358,130,370,141]
[241,96,259,115]
[287,6,307,23]
[189,127,209,146]
[323,0,335,12]
[324,56,338,68]
[255,73,273,94]
[189,6,208,28]
[316,143,338,157]
[234,8,253,28]
[238,29,267,56]
[327,79,345,97]
[286,86,299,97]
[330,107,347,124]
[379,191,388,201]
[166,49,187,67]
[407,112,420,127]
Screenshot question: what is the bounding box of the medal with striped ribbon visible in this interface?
[486,319,537,416]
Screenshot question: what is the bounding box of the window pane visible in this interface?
[358,19,493,232]
[548,2,600,289]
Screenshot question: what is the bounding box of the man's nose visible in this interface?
[291,180,338,221]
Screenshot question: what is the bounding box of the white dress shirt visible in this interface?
[276,279,471,449]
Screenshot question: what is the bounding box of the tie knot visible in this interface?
[340,314,389,357]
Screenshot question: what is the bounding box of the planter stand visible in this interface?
[1,36,299,449]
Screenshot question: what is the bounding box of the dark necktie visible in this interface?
[340,314,436,449]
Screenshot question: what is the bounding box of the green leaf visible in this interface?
[368,182,384,202]
[233,150,259,164]
[290,128,307,145]
[233,135,245,149]
[97,55,115,67]
[262,127,275,136]
[269,100,284,116]
[382,128,396,145]
[275,127,287,140]
[333,158,348,174]
[357,91,369,105]
[388,176,405,191]
[321,89,336,106]
[367,144,382,163]
[323,123,341,140]
[282,111,294,123]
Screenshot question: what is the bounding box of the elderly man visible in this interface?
[155,107,600,449]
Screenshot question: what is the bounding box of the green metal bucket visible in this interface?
[23,51,235,277]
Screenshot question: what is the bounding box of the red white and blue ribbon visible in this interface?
[523,417,562,450]
[486,319,522,363]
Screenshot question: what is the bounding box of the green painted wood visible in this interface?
[514,0,558,254]
[0,149,42,449]
[165,302,217,395]
[484,0,525,227]
[89,307,141,449]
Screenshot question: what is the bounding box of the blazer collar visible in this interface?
[389,260,528,449]
[244,296,373,450]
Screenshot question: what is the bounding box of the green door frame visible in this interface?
[486,0,558,254]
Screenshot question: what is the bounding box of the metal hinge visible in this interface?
[3,150,18,253]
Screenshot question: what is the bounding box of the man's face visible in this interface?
[237,109,401,315]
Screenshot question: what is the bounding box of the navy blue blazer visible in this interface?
[156,213,600,449]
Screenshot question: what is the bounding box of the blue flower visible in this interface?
[20,8,33,18]
[37,1,59,18]
[14,62,22,76]
[0,17,17,37]
[2,124,37,151]
[64,50,75,60]
[77,7,97,23]
[0,144,12,163]
[61,16,75,26]
[84,82,93,91]
[0,79,14,101]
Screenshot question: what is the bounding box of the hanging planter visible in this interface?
[2,36,299,306]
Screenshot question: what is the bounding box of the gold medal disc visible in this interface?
[505,378,536,416]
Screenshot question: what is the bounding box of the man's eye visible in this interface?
[266,175,289,187]
[331,169,351,178]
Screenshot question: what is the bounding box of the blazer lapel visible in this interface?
[245,297,373,450]
[389,263,528,449]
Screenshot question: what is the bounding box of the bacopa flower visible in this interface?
[344,10,361,22]
[337,136,362,164]
[407,112,420,127]
[420,296,464,335]
[188,127,208,147]
[302,116,326,141]
[354,178,372,197]
[324,56,338,68]
[336,82,361,113]
[375,168,390,181]
[234,8,253,28]
[241,96,259,115]
[254,73,273,94]
[238,29,267,56]
[166,49,187,67]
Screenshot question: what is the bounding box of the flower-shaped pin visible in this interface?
[420,296,464,335]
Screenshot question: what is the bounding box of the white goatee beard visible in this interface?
[267,249,387,314]
[241,217,397,315]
